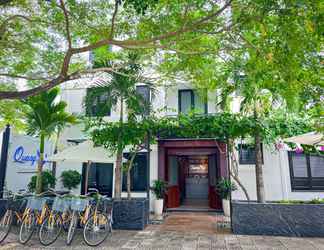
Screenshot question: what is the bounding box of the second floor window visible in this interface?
[178,89,207,114]
[239,144,264,165]
[136,85,151,116]
[85,88,111,117]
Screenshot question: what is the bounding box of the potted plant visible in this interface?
[60,170,81,191]
[216,177,237,217]
[150,180,167,216]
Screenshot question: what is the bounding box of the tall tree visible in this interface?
[158,0,322,202]
[23,88,76,194]
[0,0,233,99]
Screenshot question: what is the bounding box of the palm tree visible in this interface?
[23,88,76,194]
[87,52,152,199]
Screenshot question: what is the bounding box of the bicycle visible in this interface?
[0,189,31,243]
[83,190,113,246]
[66,188,112,246]
[18,189,56,244]
[38,195,72,246]
[66,194,92,245]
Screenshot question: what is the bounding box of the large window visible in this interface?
[178,89,207,114]
[288,152,324,191]
[238,144,263,165]
[85,88,111,117]
[136,85,151,116]
[82,162,113,197]
[122,153,148,192]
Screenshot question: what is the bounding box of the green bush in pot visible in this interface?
[216,177,237,217]
[61,170,81,191]
[150,180,167,199]
[216,177,237,200]
[150,180,168,216]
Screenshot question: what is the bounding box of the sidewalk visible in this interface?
[1,213,323,249]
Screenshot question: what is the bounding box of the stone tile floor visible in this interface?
[0,212,323,250]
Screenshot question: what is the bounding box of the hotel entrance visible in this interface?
[158,139,228,211]
[167,154,220,210]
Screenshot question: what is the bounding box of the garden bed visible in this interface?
[232,200,324,237]
[112,198,149,230]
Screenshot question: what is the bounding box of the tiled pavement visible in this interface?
[1,213,324,249]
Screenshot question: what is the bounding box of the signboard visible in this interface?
[5,134,53,192]
[13,146,50,167]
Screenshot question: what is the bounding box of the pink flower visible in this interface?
[295,147,304,154]
[275,142,284,150]
[320,146,324,152]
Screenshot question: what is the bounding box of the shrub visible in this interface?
[60,170,81,190]
[216,177,237,200]
[150,180,167,199]
[28,170,56,193]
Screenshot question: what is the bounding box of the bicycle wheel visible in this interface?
[66,211,78,245]
[39,213,62,246]
[0,210,13,243]
[19,212,36,244]
[83,212,111,247]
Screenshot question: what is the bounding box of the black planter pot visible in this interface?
[112,198,149,230]
[232,200,324,237]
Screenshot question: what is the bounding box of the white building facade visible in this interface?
[53,81,324,211]
[0,81,322,210]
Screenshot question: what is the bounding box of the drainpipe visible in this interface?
[146,133,150,202]
[0,125,10,198]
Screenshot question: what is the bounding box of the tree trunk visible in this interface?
[127,152,137,200]
[36,134,45,194]
[114,98,124,199]
[228,139,250,201]
[114,151,122,199]
[254,106,265,203]
[230,172,250,201]
[127,168,131,200]
[51,131,60,187]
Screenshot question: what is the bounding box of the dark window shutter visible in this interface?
[289,152,324,191]
[310,155,324,177]
[122,153,148,192]
[291,154,308,177]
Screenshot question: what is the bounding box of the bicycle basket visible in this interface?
[70,198,89,212]
[25,197,48,211]
[51,197,71,212]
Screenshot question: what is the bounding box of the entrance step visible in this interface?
[166,207,222,213]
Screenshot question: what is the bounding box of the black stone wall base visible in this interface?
[112,198,149,230]
[232,201,324,237]
[0,199,7,216]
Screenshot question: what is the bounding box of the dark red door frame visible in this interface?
[158,139,228,180]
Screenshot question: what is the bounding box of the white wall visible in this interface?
[231,145,324,201]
